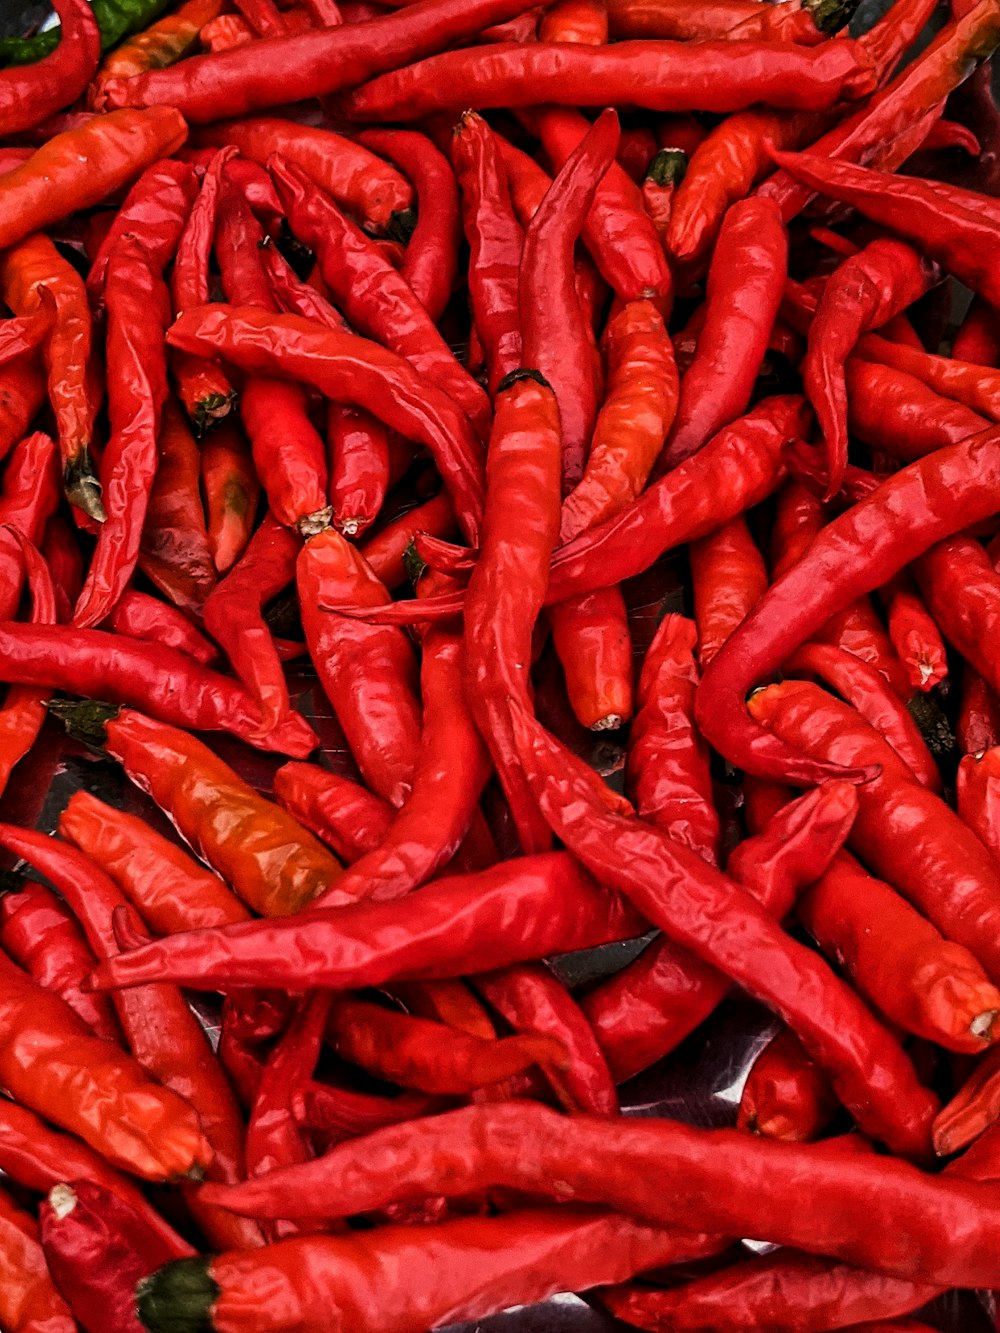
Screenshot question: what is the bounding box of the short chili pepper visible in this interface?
[168,304,485,545]
[88,0,226,110]
[0,1179,76,1333]
[879,572,949,693]
[0,946,210,1182]
[0,233,99,519]
[690,515,768,668]
[640,146,685,236]
[62,706,338,916]
[137,1206,714,1333]
[59,789,250,934]
[549,587,634,732]
[509,703,936,1154]
[541,0,608,42]
[0,879,122,1045]
[198,116,413,235]
[107,588,217,666]
[340,37,877,121]
[272,156,490,441]
[89,851,646,993]
[271,763,393,863]
[695,422,1000,784]
[738,1027,838,1143]
[583,778,857,1083]
[199,418,261,575]
[0,0,99,138]
[41,1179,194,1333]
[357,491,457,590]
[912,534,1000,700]
[298,527,422,807]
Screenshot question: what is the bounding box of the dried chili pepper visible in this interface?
[738,1027,838,1143]
[108,589,216,665]
[272,762,393,863]
[879,572,949,693]
[0,357,46,462]
[690,515,768,667]
[0,0,99,137]
[59,790,250,934]
[640,146,685,236]
[0,1179,75,1333]
[89,0,226,110]
[199,418,261,575]
[607,0,850,41]
[845,358,987,463]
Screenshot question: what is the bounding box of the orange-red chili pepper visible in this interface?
[199,417,261,575]
[913,534,1000,700]
[272,762,393,863]
[541,0,608,42]
[690,515,768,668]
[89,0,227,109]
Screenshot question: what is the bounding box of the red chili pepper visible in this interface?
[933,1047,1000,1155]
[199,417,261,574]
[0,0,99,136]
[199,117,414,234]
[0,433,61,622]
[0,357,46,463]
[912,534,1000,700]
[272,762,393,863]
[108,588,217,665]
[341,38,877,121]
[0,879,122,1046]
[357,492,458,590]
[607,0,851,41]
[168,304,485,545]
[272,157,490,441]
[954,293,1000,364]
[298,528,422,806]
[738,1027,838,1143]
[0,1180,75,1333]
[690,515,768,667]
[879,572,949,693]
[859,331,1000,421]
[326,406,392,537]
[88,0,228,110]
[640,146,685,235]
[540,0,608,42]
[89,851,645,994]
[845,357,988,463]
[41,1180,190,1333]
[547,587,632,732]
[59,789,250,934]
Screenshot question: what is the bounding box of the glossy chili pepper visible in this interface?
[65,706,338,915]
[0,1179,75,1333]
[0,879,121,1045]
[357,492,457,590]
[560,298,677,542]
[272,762,393,863]
[107,589,216,665]
[737,1026,838,1143]
[0,234,99,519]
[691,515,769,670]
[199,117,412,235]
[541,0,608,41]
[168,305,485,545]
[859,332,1000,421]
[0,437,67,623]
[954,293,1000,364]
[0,527,58,799]
[934,1041,1000,1155]
[606,0,850,41]
[845,358,987,464]
[0,946,209,1181]
[326,406,392,537]
[272,157,490,442]
[102,0,581,117]
[199,418,260,575]
[90,851,645,993]
[41,1180,191,1333]
[138,1206,715,1333]
[640,147,685,236]
[0,108,187,256]
[0,0,99,137]
[775,147,1000,308]
[525,105,672,308]
[296,1077,440,1143]
[341,37,876,121]
[957,746,1000,871]
[660,198,787,471]
[450,110,523,394]
[215,181,330,534]
[0,824,256,1250]
[170,147,238,433]
[89,0,226,110]
[912,534,1000,698]
[749,679,1000,984]
[0,357,46,463]
[297,528,422,806]
[59,790,250,934]
[695,423,1000,784]
[547,587,632,731]
[510,704,935,1153]
[879,572,949,693]
[785,642,938,788]
[355,129,459,317]
[136,395,217,615]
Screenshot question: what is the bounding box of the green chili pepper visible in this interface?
[1,0,171,66]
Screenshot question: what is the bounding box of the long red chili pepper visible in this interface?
[108,589,217,665]
[845,357,988,462]
[859,331,1000,420]
[737,1027,838,1143]
[607,0,851,41]
[549,587,634,731]
[912,534,1000,699]
[0,0,99,137]
[88,0,228,110]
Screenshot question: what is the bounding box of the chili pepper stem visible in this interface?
[971,1010,998,1039]
[297,506,334,539]
[592,712,624,731]
[192,390,237,436]
[47,1183,77,1221]
[137,1256,218,1331]
[64,451,106,523]
[807,0,861,34]
[386,207,417,244]
[45,698,116,749]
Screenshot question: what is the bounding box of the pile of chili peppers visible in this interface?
[8,0,1000,1329]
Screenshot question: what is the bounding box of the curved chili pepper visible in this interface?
[954,293,1000,364]
[297,528,422,806]
[355,129,459,317]
[40,1179,192,1333]
[198,117,413,235]
[357,492,457,590]
[607,0,851,41]
[800,847,1000,1053]
[0,526,58,798]
[541,0,608,41]
[0,1180,75,1333]
[957,746,1000,870]
[326,405,391,537]
[108,589,216,665]
[0,438,76,618]
[695,423,1000,784]
[272,763,393,863]
[0,0,99,137]
[0,234,99,519]
[660,197,787,470]
[89,851,645,993]
[169,304,485,544]
[272,157,489,441]
[509,703,935,1154]
[913,534,1000,699]
[560,298,677,542]
[860,332,1000,421]
[89,0,226,110]
[690,515,768,667]
[199,418,260,575]
[845,357,987,463]
[342,38,877,121]
[138,1206,713,1333]
[59,790,250,934]
[137,395,218,615]
[879,572,949,693]
[934,1045,1000,1155]
[749,679,1000,982]
[0,880,121,1045]
[785,642,939,788]
[0,825,256,1250]
[738,1027,838,1143]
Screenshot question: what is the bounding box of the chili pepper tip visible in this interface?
[64,451,107,524]
[498,368,551,392]
[45,698,118,749]
[806,0,862,34]
[136,1257,218,1333]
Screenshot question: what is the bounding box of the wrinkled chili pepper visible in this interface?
[107,588,217,665]
[738,1026,838,1143]
[0,1179,75,1333]
[690,515,768,668]
[199,417,261,575]
[549,587,634,732]
[272,762,393,863]
[88,0,226,110]
[0,357,47,462]
[844,358,987,462]
[59,789,250,934]
[0,0,99,138]
[640,146,685,236]
[607,0,851,41]
[879,572,949,693]
[357,492,457,590]
[912,534,1000,700]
